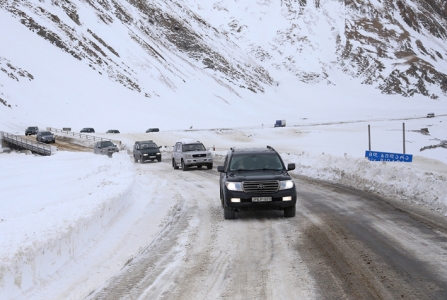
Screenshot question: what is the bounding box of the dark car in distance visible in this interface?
[218,146,296,219]
[80,127,95,133]
[146,128,159,133]
[36,131,55,143]
[25,126,39,136]
[106,129,120,134]
[133,140,162,163]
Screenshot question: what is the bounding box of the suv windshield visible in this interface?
[28,127,37,130]
[101,141,114,147]
[182,143,205,152]
[41,131,52,136]
[230,153,284,171]
[140,143,157,149]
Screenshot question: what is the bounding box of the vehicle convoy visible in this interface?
[133,140,161,163]
[172,139,213,171]
[80,127,95,133]
[274,120,286,127]
[94,141,119,157]
[36,131,55,143]
[217,146,296,219]
[25,126,39,136]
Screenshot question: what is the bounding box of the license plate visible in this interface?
[149,156,156,158]
[252,197,272,202]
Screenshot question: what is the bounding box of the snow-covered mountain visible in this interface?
[1,0,446,131]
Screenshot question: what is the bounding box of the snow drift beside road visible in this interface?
[0,151,135,298]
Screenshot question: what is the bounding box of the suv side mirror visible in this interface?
[217,166,225,173]
[287,163,295,171]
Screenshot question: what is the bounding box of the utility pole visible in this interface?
[368,124,371,151]
[403,123,406,154]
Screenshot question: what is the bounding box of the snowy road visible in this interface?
[49,157,447,300]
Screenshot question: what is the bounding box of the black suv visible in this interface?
[80,127,95,133]
[217,146,296,219]
[133,140,162,163]
[25,126,39,136]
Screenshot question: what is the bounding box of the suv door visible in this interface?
[173,143,180,164]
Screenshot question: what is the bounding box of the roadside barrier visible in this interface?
[0,131,56,156]
[47,127,122,145]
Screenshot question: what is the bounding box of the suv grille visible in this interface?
[243,181,279,193]
[193,154,206,158]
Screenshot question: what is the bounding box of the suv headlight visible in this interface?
[279,180,294,190]
[225,182,243,191]
[206,152,212,157]
[185,154,192,158]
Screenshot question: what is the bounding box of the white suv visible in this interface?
[172,139,213,171]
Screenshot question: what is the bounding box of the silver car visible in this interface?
[172,139,213,171]
[94,141,119,157]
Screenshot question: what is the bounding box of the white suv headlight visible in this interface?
[279,180,294,190]
[225,182,243,191]
[185,154,192,158]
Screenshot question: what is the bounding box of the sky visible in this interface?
[1,0,447,298]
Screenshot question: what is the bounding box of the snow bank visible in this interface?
[0,151,135,298]
[280,152,447,216]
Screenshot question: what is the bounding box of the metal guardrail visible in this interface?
[47,127,122,145]
[1,131,55,156]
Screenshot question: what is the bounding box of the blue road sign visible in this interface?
[365,150,413,162]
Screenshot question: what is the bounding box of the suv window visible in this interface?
[229,153,283,171]
[182,143,205,152]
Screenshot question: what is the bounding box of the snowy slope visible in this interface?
[1,0,447,133]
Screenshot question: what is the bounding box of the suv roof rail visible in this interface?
[267,145,275,151]
[230,147,235,152]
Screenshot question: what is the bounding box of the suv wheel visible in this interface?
[172,158,179,169]
[134,156,138,163]
[284,206,296,218]
[181,159,188,171]
[224,207,235,220]
[140,156,144,164]
[207,163,213,169]
[157,157,161,162]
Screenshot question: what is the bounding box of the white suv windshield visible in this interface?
[182,144,205,151]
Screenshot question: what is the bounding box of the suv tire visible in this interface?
[224,207,235,220]
[134,156,138,163]
[157,157,161,162]
[172,158,179,169]
[284,206,296,218]
[207,163,213,169]
[140,155,144,164]
[182,159,188,171]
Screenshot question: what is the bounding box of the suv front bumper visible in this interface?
[184,157,213,166]
[141,153,161,161]
[223,188,296,211]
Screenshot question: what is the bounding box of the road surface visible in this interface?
[72,157,447,300]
